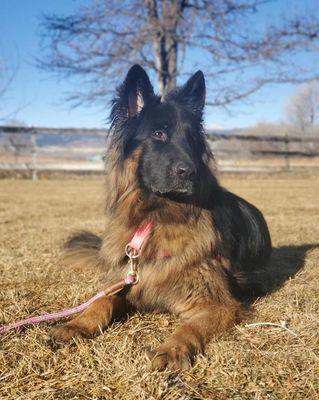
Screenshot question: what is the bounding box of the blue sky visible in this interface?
[0,0,317,129]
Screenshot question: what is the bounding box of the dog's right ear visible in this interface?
[169,71,205,118]
[112,65,154,122]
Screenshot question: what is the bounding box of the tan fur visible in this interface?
[50,145,244,370]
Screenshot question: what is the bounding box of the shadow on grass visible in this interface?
[236,243,318,302]
[267,243,318,293]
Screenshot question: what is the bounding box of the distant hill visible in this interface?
[36,133,106,148]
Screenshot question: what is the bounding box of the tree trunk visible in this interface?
[146,0,183,97]
[156,34,178,97]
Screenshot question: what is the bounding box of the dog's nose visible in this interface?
[174,161,194,178]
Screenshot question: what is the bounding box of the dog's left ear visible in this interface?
[114,64,155,120]
[171,71,206,117]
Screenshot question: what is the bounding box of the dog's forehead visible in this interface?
[145,102,176,122]
[144,101,193,129]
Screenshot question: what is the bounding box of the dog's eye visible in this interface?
[151,130,167,142]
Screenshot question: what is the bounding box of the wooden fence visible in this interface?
[0,125,319,178]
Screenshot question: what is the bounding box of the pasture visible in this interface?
[0,173,318,399]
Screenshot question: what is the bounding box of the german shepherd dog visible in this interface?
[50,65,272,370]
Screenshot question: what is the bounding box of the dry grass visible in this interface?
[0,173,318,400]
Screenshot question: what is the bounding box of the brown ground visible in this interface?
[0,173,318,400]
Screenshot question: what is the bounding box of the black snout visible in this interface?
[173,161,195,179]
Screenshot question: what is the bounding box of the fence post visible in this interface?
[31,130,38,180]
[284,134,290,172]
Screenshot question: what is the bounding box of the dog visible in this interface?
[50,65,272,370]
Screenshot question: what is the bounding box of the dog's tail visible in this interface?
[62,231,103,269]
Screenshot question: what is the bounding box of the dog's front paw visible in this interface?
[146,343,193,371]
[49,323,89,346]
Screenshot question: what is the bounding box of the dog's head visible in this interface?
[110,65,212,199]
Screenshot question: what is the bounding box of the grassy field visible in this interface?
[0,173,318,400]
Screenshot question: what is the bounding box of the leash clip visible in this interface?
[124,221,153,286]
[125,244,140,285]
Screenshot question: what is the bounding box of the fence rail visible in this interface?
[1,125,319,178]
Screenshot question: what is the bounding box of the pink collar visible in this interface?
[126,220,153,256]
[126,220,171,259]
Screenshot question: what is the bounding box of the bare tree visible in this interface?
[39,0,319,108]
[286,82,319,135]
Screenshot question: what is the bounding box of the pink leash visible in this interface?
[0,221,153,334]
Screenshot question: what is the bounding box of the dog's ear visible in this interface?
[113,64,154,120]
[170,71,206,117]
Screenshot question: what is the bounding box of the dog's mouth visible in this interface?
[150,184,194,197]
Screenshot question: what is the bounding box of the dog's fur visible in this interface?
[50,65,272,370]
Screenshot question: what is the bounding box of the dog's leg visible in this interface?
[146,301,239,370]
[49,294,126,343]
